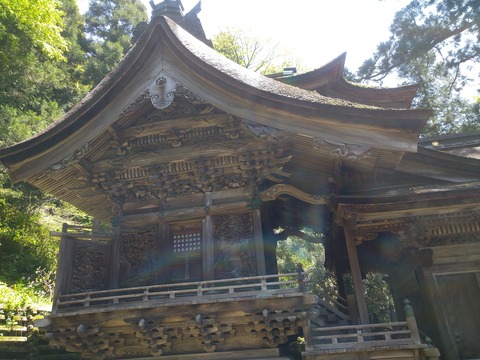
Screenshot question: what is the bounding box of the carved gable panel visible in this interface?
[87,109,292,208]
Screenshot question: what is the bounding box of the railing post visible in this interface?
[296,264,305,291]
[261,277,267,291]
[85,294,90,307]
[197,283,203,296]
[404,298,421,344]
[303,324,313,351]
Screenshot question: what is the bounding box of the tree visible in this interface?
[397,51,479,135]
[83,0,148,85]
[212,27,302,75]
[357,0,479,135]
[0,0,91,147]
[0,0,67,66]
[358,0,479,83]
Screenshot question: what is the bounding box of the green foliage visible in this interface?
[212,27,303,75]
[276,235,338,298]
[0,0,90,149]
[0,282,51,310]
[358,0,479,82]
[0,0,67,65]
[357,0,479,135]
[277,236,395,323]
[363,273,394,324]
[277,236,325,273]
[400,51,479,135]
[83,0,147,85]
[0,0,135,310]
[0,176,59,288]
[0,102,63,148]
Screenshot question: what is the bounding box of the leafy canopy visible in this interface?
[358,0,479,82]
[0,0,67,64]
[357,0,479,135]
[212,27,303,75]
[83,0,148,85]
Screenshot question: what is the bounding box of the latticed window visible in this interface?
[170,221,203,281]
[173,231,201,253]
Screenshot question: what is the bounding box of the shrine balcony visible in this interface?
[53,272,310,315]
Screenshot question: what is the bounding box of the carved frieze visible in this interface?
[393,211,480,248]
[90,144,291,202]
[120,90,150,115]
[43,143,90,175]
[176,85,209,105]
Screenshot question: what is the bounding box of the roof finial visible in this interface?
[150,0,184,20]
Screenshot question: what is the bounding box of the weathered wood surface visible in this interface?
[41,290,315,359]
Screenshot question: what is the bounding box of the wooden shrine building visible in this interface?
[1,1,479,359]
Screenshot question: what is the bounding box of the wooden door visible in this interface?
[435,272,480,359]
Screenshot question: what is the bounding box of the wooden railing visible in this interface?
[306,321,419,351]
[304,299,424,353]
[315,283,350,321]
[57,272,309,312]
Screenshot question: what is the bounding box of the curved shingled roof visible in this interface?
[0,15,431,183]
[279,53,419,109]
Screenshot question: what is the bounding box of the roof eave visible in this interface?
[0,16,430,183]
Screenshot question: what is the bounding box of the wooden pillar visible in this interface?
[52,223,75,314]
[203,192,214,280]
[253,208,266,276]
[109,225,122,289]
[342,221,369,324]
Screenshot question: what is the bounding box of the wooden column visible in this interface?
[203,192,214,280]
[108,225,122,289]
[253,208,266,276]
[52,223,74,314]
[342,220,369,324]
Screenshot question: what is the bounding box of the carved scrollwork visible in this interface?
[121,90,150,115]
[242,119,295,143]
[175,85,209,105]
[149,72,177,110]
[313,137,370,160]
[259,184,331,205]
[46,143,90,173]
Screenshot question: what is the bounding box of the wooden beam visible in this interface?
[342,220,369,324]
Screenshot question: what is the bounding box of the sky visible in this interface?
[77,0,410,73]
